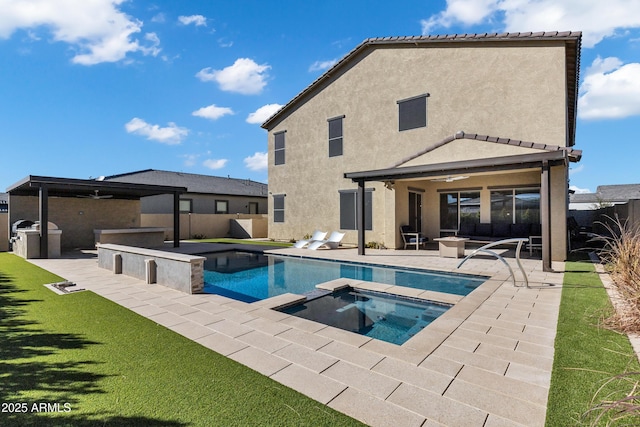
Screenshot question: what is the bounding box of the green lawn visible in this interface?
[0,253,363,426]
[546,258,640,426]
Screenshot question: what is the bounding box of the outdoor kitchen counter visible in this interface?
[94,227,166,248]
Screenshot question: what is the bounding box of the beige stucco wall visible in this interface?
[0,212,8,252]
[9,195,140,250]
[141,213,267,239]
[267,41,572,260]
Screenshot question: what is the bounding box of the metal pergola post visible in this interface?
[173,192,181,247]
[39,185,49,259]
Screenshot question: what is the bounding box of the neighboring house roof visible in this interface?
[262,31,582,146]
[571,184,640,205]
[104,169,268,198]
[392,131,582,168]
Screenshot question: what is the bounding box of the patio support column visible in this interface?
[541,161,552,271]
[39,185,49,259]
[357,180,366,255]
[173,192,180,247]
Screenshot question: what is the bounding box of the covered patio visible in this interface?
[344,134,582,271]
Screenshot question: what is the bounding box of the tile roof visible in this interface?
[104,169,268,197]
[571,184,640,203]
[392,131,582,168]
[261,31,582,146]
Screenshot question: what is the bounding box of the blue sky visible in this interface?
[1,0,639,194]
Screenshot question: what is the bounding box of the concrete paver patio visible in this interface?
[28,244,565,427]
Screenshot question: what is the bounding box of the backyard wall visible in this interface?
[141,213,267,239]
[0,212,8,252]
[570,199,640,235]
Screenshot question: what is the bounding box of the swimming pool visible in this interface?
[202,251,486,303]
[279,288,451,345]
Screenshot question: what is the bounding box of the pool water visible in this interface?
[279,288,451,345]
[202,251,486,303]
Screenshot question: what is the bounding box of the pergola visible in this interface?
[7,175,187,258]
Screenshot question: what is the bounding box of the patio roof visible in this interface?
[344,149,576,183]
[7,175,187,199]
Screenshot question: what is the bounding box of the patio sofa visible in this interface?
[456,222,541,243]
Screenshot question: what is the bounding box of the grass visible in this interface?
[0,253,363,426]
[187,238,293,247]
[546,256,640,426]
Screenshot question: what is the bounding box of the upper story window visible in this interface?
[398,93,429,131]
[274,131,286,165]
[328,115,344,157]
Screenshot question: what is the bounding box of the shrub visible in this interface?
[593,215,640,332]
[365,241,386,249]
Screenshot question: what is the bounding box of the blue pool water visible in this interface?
[279,288,451,345]
[202,251,486,303]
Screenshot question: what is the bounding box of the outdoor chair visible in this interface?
[293,230,327,248]
[400,225,428,250]
[307,231,345,250]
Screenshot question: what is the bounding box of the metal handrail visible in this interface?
[456,238,529,288]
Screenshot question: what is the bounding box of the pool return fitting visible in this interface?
[456,238,530,288]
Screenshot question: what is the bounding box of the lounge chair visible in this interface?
[293,230,327,248]
[307,231,345,250]
[400,225,428,250]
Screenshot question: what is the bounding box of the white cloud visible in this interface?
[181,153,199,167]
[203,158,228,170]
[246,104,283,124]
[178,15,207,27]
[196,58,270,95]
[578,56,640,120]
[244,152,268,171]
[125,117,188,145]
[421,0,640,48]
[192,104,234,120]
[0,0,161,65]
[570,185,592,194]
[309,58,338,72]
[151,13,166,24]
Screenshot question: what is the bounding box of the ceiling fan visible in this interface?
[431,175,469,183]
[77,190,113,200]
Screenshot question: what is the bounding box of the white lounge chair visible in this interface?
[293,230,327,248]
[307,231,345,250]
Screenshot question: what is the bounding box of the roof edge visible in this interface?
[391,131,582,168]
[261,31,582,130]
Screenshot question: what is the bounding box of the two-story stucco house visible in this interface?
[262,32,583,270]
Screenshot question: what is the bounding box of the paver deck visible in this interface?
[28,243,565,427]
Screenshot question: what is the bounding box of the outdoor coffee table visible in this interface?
[434,237,469,258]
